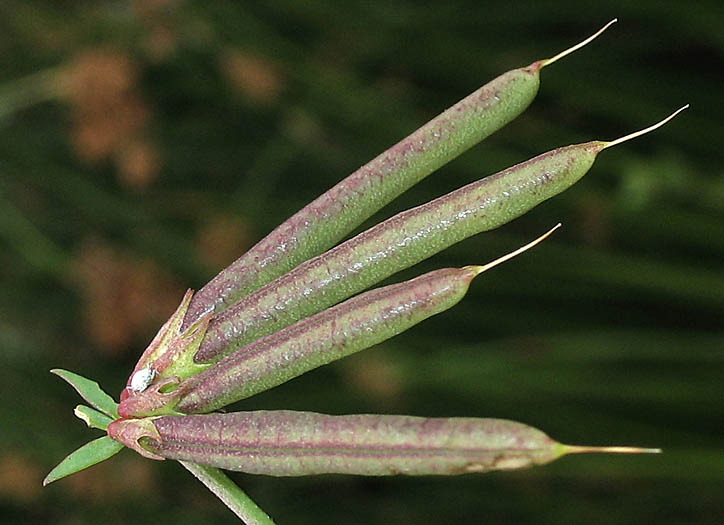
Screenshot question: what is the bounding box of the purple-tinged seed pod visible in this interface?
[182,21,617,330]
[119,226,559,418]
[185,106,686,371]
[107,410,660,476]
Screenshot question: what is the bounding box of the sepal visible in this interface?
[107,417,165,461]
[118,376,183,418]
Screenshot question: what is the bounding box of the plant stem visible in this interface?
[180,462,275,524]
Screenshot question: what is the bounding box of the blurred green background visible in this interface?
[1,1,722,523]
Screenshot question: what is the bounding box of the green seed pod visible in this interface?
[188,106,687,371]
[182,21,617,329]
[119,227,559,417]
[107,410,659,476]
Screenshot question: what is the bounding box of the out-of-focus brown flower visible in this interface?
[195,215,253,273]
[64,49,147,160]
[63,48,161,188]
[132,0,174,20]
[73,238,183,354]
[0,453,42,503]
[132,0,178,62]
[116,138,161,191]
[143,24,178,62]
[220,48,284,105]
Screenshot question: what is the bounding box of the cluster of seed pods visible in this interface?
[122,20,627,389]
[179,20,619,328]
[118,226,559,417]
[104,20,683,480]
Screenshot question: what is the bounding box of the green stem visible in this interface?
[179,462,275,524]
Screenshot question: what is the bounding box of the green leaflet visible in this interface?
[51,369,119,419]
[43,436,124,486]
[74,405,114,431]
[43,371,123,483]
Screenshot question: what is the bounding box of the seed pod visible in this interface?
[188,106,687,369]
[107,410,660,476]
[119,227,559,417]
[182,21,617,329]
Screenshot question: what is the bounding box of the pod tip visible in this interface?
[603,104,689,149]
[540,19,617,69]
[470,223,561,276]
[565,444,662,455]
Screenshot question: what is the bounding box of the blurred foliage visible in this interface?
[1,1,722,523]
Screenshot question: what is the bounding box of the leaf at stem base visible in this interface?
[43,435,124,486]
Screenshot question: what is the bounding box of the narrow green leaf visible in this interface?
[74,405,114,431]
[43,436,124,486]
[51,369,119,418]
